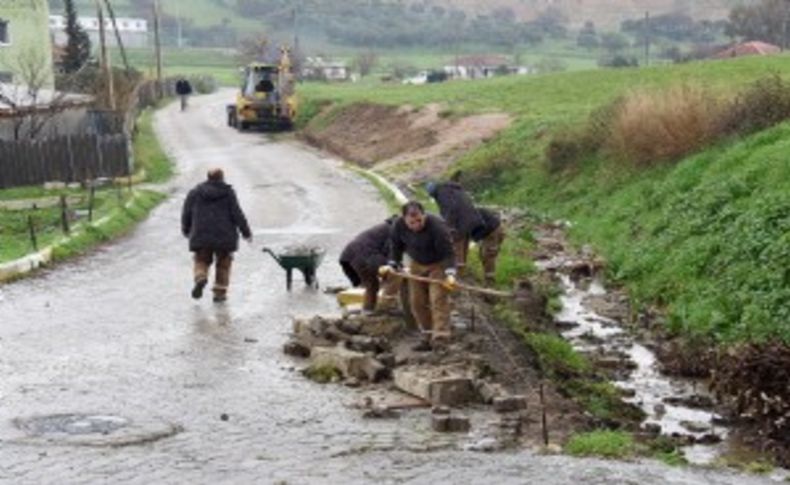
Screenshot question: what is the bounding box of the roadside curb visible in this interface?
[0,191,159,284]
[346,165,409,209]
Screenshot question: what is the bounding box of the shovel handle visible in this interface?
[389,271,513,299]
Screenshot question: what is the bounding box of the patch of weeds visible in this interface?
[438,108,455,119]
[564,379,645,423]
[743,461,775,475]
[303,364,342,384]
[566,430,635,459]
[648,436,688,467]
[522,332,590,377]
[134,109,174,183]
[495,231,535,287]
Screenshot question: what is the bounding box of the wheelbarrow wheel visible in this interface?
[303,268,319,289]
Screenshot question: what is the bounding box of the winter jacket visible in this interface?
[430,182,484,241]
[181,181,252,252]
[471,207,502,242]
[339,218,395,271]
[390,214,456,270]
[175,80,193,96]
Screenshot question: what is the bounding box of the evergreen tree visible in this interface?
[63,0,92,74]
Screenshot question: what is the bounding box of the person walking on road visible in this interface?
[339,216,401,313]
[382,201,457,351]
[471,207,506,286]
[426,178,484,278]
[175,78,193,112]
[181,168,252,302]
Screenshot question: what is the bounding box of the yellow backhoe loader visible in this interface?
[227,47,297,131]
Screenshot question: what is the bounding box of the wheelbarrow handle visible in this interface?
[262,247,282,265]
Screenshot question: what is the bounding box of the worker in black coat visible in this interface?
[426,180,484,277]
[339,216,401,311]
[471,207,506,285]
[181,168,252,302]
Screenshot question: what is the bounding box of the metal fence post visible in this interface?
[88,184,96,222]
[27,214,38,252]
[60,194,70,235]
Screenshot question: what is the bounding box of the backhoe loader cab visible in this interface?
[227,50,297,131]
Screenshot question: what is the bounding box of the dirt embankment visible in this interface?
[301,102,511,185]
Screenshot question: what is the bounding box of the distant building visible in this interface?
[0,0,54,86]
[712,41,781,59]
[302,57,349,82]
[49,15,149,49]
[443,55,531,79]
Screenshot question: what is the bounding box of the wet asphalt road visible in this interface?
[0,92,780,484]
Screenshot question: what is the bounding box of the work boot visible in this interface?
[411,338,433,352]
[192,279,208,300]
[432,336,451,354]
[213,293,227,303]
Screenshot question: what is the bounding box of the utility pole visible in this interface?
[95,0,115,110]
[644,11,651,67]
[292,1,300,55]
[102,0,132,78]
[176,0,183,48]
[153,0,163,99]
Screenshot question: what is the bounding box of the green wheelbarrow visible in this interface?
[263,246,325,291]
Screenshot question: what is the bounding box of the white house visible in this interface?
[302,57,349,82]
[49,15,149,49]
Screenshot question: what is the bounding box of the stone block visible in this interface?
[393,366,477,406]
[283,340,311,358]
[310,345,387,382]
[432,414,471,433]
[493,395,528,414]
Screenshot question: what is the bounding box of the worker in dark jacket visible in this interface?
[339,216,401,312]
[471,207,506,285]
[426,180,484,277]
[175,78,193,111]
[181,168,252,302]
[381,201,457,350]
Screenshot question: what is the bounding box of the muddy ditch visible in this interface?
[283,293,589,452]
[528,218,788,469]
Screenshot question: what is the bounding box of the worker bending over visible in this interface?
[339,217,401,312]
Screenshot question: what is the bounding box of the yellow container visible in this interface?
[337,288,365,307]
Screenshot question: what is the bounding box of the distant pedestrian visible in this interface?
[339,216,401,312]
[382,201,457,351]
[175,78,193,111]
[471,207,505,286]
[181,168,252,302]
[426,178,484,277]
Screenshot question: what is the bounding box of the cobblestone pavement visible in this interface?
[0,93,781,484]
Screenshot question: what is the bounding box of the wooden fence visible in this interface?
[0,134,130,189]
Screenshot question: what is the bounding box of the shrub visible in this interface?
[719,74,790,136]
[604,85,722,166]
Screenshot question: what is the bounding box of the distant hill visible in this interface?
[415,0,756,28]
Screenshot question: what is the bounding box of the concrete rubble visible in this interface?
[283,312,531,441]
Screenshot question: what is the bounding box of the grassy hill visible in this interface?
[301,54,790,344]
[425,0,748,26]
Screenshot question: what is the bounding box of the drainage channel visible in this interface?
[550,273,727,465]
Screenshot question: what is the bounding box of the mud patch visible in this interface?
[302,102,510,184]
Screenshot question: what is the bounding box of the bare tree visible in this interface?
[353,51,378,78]
[237,34,271,64]
[0,47,78,141]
